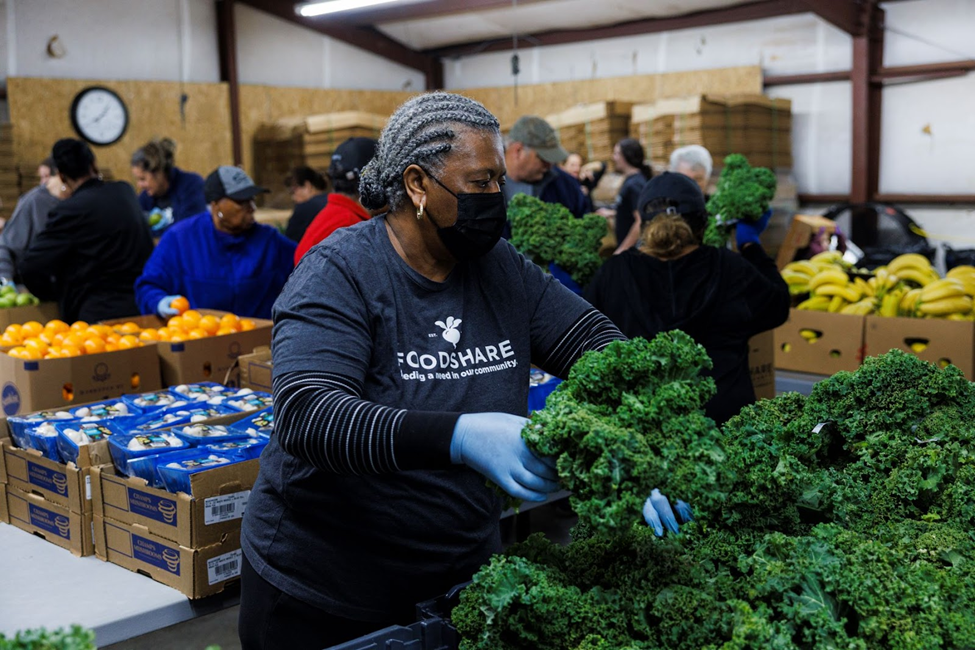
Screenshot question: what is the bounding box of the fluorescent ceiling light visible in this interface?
[296,0,403,17]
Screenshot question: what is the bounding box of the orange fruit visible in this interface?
[239,319,256,331]
[64,332,87,348]
[139,329,159,341]
[52,332,67,346]
[60,343,82,357]
[171,296,190,314]
[44,349,61,359]
[21,321,44,338]
[198,315,220,335]
[215,327,236,336]
[69,321,89,333]
[104,343,119,352]
[105,333,121,345]
[37,332,54,345]
[156,328,171,342]
[181,310,202,327]
[4,323,23,337]
[219,313,240,328]
[24,338,49,356]
[0,331,23,346]
[20,347,42,360]
[169,333,186,343]
[118,335,141,350]
[117,321,141,335]
[167,316,184,331]
[7,346,27,359]
[83,338,106,355]
[187,328,207,340]
[44,319,69,335]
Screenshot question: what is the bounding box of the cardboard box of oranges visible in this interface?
[101,309,272,387]
[0,319,163,416]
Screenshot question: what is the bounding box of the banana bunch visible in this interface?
[887,253,939,287]
[866,267,900,299]
[782,252,849,297]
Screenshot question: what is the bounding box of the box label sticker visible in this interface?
[204,491,249,525]
[207,549,242,585]
[127,487,178,526]
[2,382,21,416]
[132,534,181,575]
[28,503,71,539]
[27,461,69,496]
[86,475,92,501]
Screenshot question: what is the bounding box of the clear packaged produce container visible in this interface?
[227,407,273,436]
[121,390,184,412]
[201,436,268,461]
[69,400,140,421]
[55,420,121,465]
[156,450,239,495]
[8,410,76,449]
[170,423,251,447]
[167,382,229,402]
[108,431,190,477]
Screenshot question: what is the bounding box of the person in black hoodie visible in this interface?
[19,139,154,323]
[584,172,790,424]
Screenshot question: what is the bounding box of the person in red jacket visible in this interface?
[294,137,377,264]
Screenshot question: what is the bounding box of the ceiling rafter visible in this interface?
[339,0,552,27]
[795,0,865,35]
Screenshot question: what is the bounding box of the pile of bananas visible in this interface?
[782,253,975,320]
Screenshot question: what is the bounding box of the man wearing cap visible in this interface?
[502,116,588,232]
[294,137,377,263]
[583,172,789,424]
[134,165,297,320]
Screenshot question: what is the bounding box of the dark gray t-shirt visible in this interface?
[242,215,591,622]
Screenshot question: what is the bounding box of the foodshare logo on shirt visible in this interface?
[397,315,518,382]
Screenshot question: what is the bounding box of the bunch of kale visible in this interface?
[702,153,778,248]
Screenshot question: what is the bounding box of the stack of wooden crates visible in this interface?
[546,101,634,163]
[0,124,20,224]
[631,94,792,171]
[253,111,386,208]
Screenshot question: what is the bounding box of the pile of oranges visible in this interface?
[2,310,258,360]
[3,320,144,360]
[134,309,257,343]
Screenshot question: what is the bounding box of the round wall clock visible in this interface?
[70,86,129,146]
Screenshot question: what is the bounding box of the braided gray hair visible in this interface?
[359,92,500,211]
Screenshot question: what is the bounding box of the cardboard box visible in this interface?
[0,344,162,416]
[775,214,838,269]
[95,516,241,599]
[6,487,93,556]
[101,311,272,387]
[238,347,272,392]
[774,309,865,375]
[0,301,60,329]
[864,316,975,379]
[93,460,257,548]
[0,484,8,524]
[748,330,776,400]
[2,440,94,513]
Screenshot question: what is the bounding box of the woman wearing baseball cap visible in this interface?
[134,165,296,320]
[584,172,790,424]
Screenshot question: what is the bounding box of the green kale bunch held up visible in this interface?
[703,153,777,247]
[508,194,607,286]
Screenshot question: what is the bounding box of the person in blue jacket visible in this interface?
[131,138,207,234]
[134,166,296,320]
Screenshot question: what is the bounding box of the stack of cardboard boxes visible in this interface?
[546,101,635,163]
[0,123,20,224]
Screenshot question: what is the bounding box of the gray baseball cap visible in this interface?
[204,165,269,203]
[509,116,568,164]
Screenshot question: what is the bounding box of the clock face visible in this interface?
[71,87,128,146]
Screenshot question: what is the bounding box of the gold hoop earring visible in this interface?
[416,203,424,220]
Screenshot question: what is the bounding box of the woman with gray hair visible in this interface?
[669,144,713,195]
[239,92,685,648]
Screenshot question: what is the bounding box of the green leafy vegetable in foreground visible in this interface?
[703,153,777,247]
[508,194,607,286]
[0,626,96,650]
[455,344,975,649]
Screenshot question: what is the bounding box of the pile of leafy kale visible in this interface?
[703,153,778,248]
[454,336,975,649]
[508,193,607,286]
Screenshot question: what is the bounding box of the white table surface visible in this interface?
[0,523,239,646]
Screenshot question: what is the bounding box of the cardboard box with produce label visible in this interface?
[237,347,272,392]
[775,214,838,269]
[93,458,258,548]
[748,330,776,400]
[94,516,241,599]
[0,344,162,416]
[864,316,975,379]
[5,487,93,556]
[0,301,60,330]
[774,309,866,375]
[2,440,94,513]
[101,311,272,387]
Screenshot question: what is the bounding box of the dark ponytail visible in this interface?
[618,137,652,180]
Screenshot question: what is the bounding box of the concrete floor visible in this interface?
[102,500,577,650]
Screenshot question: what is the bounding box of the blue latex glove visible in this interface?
[157,295,182,318]
[0,277,13,288]
[643,488,694,536]
[735,208,773,248]
[450,413,560,502]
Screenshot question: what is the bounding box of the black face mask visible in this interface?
[424,171,507,262]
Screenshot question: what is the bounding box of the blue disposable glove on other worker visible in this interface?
[735,208,773,248]
[157,295,182,318]
[450,412,560,502]
[643,489,694,536]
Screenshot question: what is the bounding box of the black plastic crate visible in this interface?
[416,581,469,623]
[327,617,459,650]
